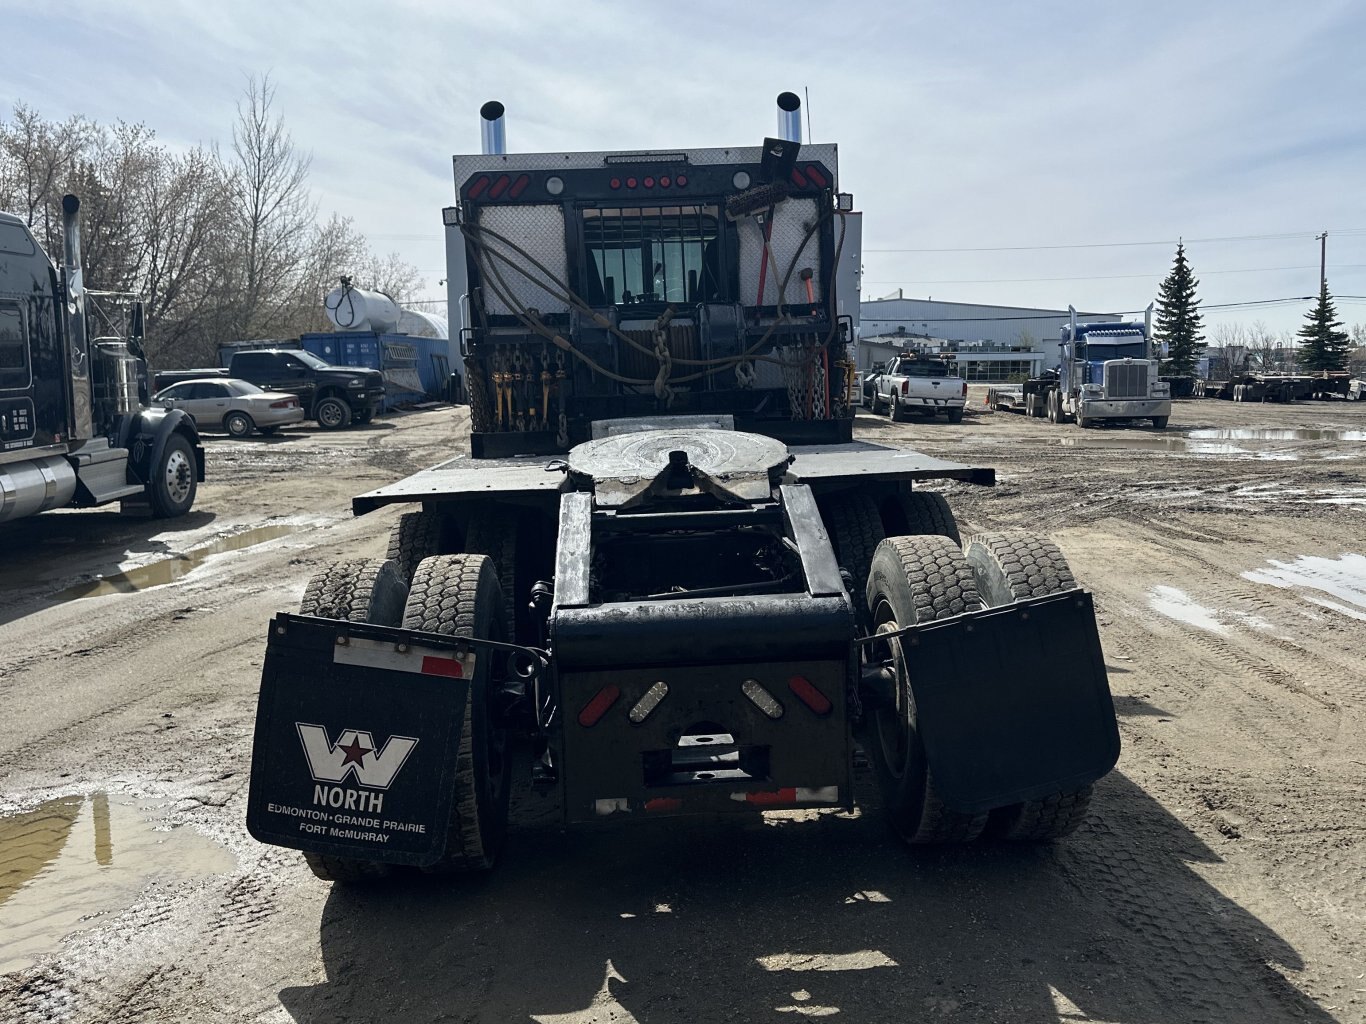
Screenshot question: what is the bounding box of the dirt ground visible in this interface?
[1,392,1364,1024]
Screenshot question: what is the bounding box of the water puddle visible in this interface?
[1148,585,1230,634]
[1242,554,1366,623]
[54,524,299,600]
[0,793,234,973]
[1189,428,1366,442]
[1147,585,1278,635]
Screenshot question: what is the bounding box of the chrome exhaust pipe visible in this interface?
[776,92,802,143]
[61,193,93,439]
[480,100,506,155]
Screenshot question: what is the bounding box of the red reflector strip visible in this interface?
[488,174,511,199]
[468,175,490,198]
[333,637,475,679]
[790,167,808,187]
[788,675,832,715]
[805,164,828,187]
[508,173,530,198]
[578,685,621,727]
[745,788,798,806]
[675,174,688,187]
[420,655,464,678]
[644,797,682,812]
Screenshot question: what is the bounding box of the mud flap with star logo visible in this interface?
[245,613,474,867]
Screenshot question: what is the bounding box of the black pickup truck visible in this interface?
[155,349,384,429]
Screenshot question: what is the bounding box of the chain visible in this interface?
[734,360,758,389]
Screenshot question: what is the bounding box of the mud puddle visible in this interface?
[1189,428,1366,442]
[1243,553,1366,622]
[53,524,299,601]
[0,793,234,973]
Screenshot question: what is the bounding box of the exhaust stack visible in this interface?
[480,101,506,155]
[776,91,802,143]
[61,194,93,439]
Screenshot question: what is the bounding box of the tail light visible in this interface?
[578,685,621,727]
[962,381,968,397]
[270,400,296,409]
[901,379,908,395]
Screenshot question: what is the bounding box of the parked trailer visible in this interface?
[0,196,203,524]
[245,95,1120,882]
[986,373,1054,418]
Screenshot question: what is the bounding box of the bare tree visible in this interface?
[1247,320,1281,373]
[222,73,315,339]
[1208,322,1249,378]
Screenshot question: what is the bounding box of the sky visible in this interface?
[3,0,1364,338]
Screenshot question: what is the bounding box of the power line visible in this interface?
[865,229,1366,254]
[862,297,1323,323]
[861,264,1366,287]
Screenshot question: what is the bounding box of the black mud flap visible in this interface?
[245,613,473,868]
[903,590,1120,815]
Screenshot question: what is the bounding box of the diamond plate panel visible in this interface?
[454,144,839,190]
[474,205,569,315]
[739,198,824,306]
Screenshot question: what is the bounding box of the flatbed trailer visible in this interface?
[245,95,1121,881]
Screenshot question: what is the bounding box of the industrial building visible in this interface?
[859,292,1121,381]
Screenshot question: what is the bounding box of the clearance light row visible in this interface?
[607,173,690,191]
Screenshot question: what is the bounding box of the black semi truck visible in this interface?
[0,195,203,524]
[246,95,1120,881]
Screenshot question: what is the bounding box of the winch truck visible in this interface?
[0,195,203,524]
[246,95,1120,881]
[1044,305,1172,428]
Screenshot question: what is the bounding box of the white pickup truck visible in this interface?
[870,356,967,423]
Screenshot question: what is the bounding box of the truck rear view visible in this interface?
[245,94,1121,882]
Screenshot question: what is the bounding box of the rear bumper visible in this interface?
[1079,398,1171,418]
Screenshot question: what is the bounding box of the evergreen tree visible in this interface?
[1154,242,1205,375]
[1295,284,1351,372]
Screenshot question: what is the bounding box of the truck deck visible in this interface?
[352,438,995,514]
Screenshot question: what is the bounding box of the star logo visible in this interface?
[337,737,372,767]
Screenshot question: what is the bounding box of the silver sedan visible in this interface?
[153,378,306,437]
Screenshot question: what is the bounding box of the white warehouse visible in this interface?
[859,293,1122,381]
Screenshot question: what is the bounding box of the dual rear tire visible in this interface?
[860,530,1094,845]
[298,553,511,883]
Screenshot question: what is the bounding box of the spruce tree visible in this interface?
[1154,242,1205,375]
[1295,284,1351,372]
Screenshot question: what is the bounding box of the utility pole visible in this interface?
[1317,231,1327,294]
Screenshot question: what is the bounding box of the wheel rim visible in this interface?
[869,613,911,780]
[164,449,193,504]
[227,414,248,436]
[319,401,343,427]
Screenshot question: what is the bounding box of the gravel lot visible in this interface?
[1,394,1363,1023]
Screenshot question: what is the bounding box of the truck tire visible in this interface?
[354,409,374,425]
[402,554,512,873]
[1151,416,1168,429]
[1076,410,1091,428]
[890,395,908,422]
[386,510,450,583]
[315,395,351,430]
[1046,391,1058,423]
[224,410,254,438]
[896,490,960,544]
[147,431,198,518]
[298,558,410,883]
[462,510,523,642]
[299,558,409,626]
[820,492,885,627]
[863,536,988,844]
[946,408,964,424]
[961,532,1093,840]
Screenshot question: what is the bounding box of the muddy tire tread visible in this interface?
[897,490,961,544]
[402,554,508,873]
[386,510,447,583]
